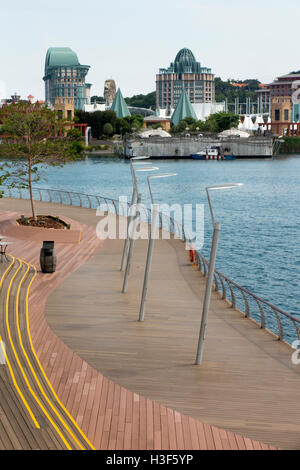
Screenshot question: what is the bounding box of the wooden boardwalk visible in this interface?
[0,198,291,449]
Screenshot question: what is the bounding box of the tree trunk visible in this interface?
[28,163,36,221]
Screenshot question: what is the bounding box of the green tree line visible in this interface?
[215,77,262,104]
[171,112,240,134]
[75,110,144,139]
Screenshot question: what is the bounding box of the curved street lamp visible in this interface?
[195,182,244,365]
[121,156,153,272]
[122,165,160,291]
[206,183,244,227]
[147,173,177,205]
[138,173,177,321]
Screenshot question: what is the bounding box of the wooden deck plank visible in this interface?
[196,421,208,450]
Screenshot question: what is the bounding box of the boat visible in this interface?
[223,155,236,160]
[191,146,236,160]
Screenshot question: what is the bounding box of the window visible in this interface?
[284,109,289,121]
[275,109,280,121]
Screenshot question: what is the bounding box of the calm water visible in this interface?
[10,155,300,319]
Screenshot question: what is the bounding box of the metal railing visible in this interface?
[3,185,299,345]
[195,251,300,344]
[2,186,187,241]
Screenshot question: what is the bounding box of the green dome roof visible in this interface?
[45,47,80,74]
[173,48,201,74]
[175,48,196,66]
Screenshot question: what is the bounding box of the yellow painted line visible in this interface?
[0,337,40,429]
[14,258,87,450]
[24,260,95,450]
[0,257,40,429]
[5,258,73,450]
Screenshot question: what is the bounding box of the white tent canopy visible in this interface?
[138,129,171,138]
[219,128,250,138]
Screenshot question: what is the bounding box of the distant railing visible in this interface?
[3,185,299,345]
[1,186,186,242]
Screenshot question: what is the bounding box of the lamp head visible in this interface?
[206,183,243,191]
[206,183,244,227]
[147,173,177,180]
[131,156,150,161]
[135,166,159,172]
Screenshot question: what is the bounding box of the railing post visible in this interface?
[219,275,227,300]
[96,196,101,210]
[273,309,284,340]
[225,280,236,308]
[255,299,265,327]
[111,199,117,214]
[213,274,219,292]
[241,291,250,318]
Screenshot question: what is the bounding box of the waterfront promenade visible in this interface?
[0,198,298,449]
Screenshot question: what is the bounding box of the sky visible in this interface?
[1,0,300,100]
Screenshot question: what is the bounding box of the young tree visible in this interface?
[115,118,131,135]
[207,112,240,132]
[0,102,84,220]
[103,122,113,138]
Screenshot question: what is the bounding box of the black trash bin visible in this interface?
[40,241,56,273]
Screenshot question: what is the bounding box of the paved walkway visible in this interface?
[0,198,294,449]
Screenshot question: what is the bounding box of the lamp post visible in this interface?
[195,183,243,365]
[206,183,243,228]
[120,156,151,272]
[122,166,159,293]
[138,173,177,321]
[147,173,177,205]
[122,193,142,294]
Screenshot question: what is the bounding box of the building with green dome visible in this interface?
[43,47,91,110]
[156,48,215,110]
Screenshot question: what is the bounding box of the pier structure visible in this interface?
[125,136,274,158]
